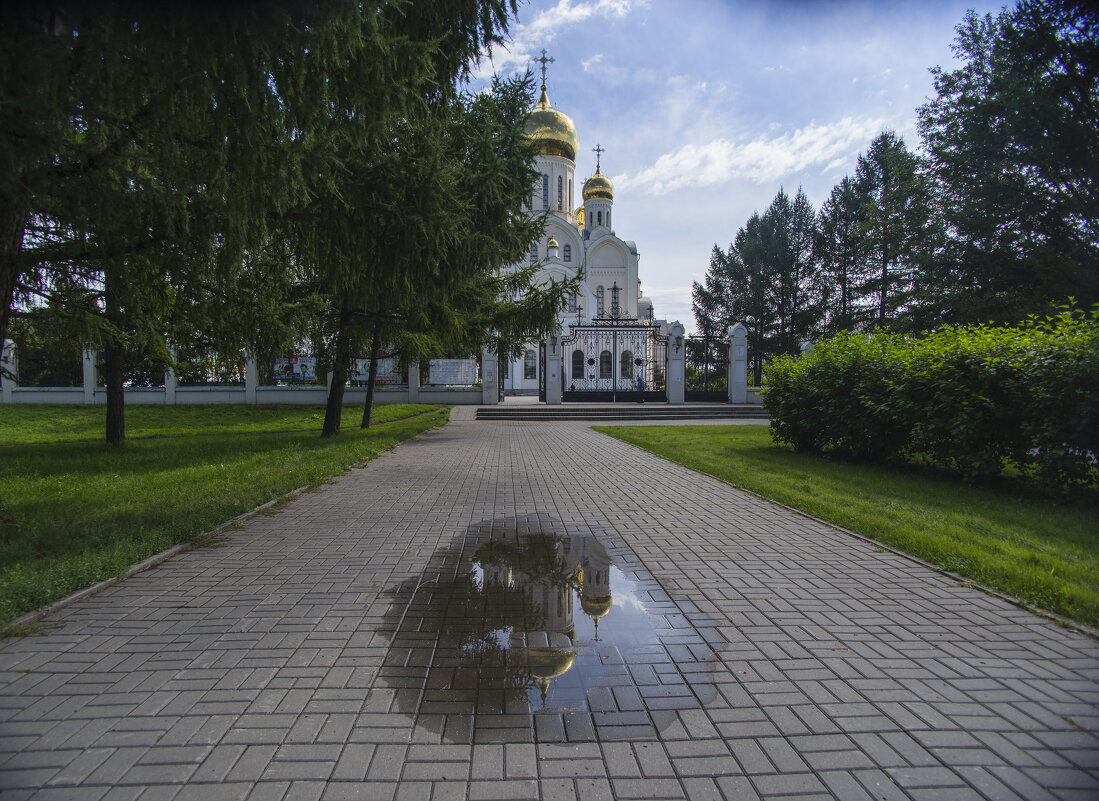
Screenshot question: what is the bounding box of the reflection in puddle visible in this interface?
[379,518,718,734]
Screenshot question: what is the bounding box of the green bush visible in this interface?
[764,308,1099,488]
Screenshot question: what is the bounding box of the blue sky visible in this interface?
[469,0,1007,331]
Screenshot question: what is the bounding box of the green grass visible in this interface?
[0,402,437,444]
[0,404,449,626]
[596,424,1099,628]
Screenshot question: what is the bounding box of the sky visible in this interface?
[468,0,1008,332]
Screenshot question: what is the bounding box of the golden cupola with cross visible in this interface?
[582,165,614,201]
[524,50,580,221]
[525,84,579,162]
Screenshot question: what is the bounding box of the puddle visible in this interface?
[378,517,719,738]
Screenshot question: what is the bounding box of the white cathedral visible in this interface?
[498,64,664,396]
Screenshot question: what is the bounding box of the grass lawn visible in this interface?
[0,403,449,627]
[597,424,1099,629]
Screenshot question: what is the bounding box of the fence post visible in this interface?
[667,322,685,404]
[245,356,258,404]
[481,344,498,405]
[0,340,16,403]
[82,345,97,404]
[164,347,177,405]
[728,322,748,403]
[407,361,420,403]
[545,335,562,405]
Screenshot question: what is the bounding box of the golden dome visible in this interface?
[525,85,579,161]
[547,236,559,251]
[582,166,614,201]
[580,594,612,619]
[524,646,577,680]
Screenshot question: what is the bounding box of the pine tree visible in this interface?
[854,132,933,327]
[816,177,873,335]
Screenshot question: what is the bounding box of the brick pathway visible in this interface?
[1,419,1097,800]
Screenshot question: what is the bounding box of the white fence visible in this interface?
[0,342,484,406]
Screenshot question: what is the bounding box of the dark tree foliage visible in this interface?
[918,0,1099,323]
[1,2,362,441]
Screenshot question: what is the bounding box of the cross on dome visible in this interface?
[534,48,555,87]
[593,144,605,171]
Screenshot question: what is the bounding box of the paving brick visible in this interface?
[468,779,538,800]
[2,417,1098,801]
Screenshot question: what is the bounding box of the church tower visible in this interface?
[524,51,578,220]
[582,145,614,233]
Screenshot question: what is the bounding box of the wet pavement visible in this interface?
[1,418,1098,800]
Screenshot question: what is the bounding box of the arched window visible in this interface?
[568,293,577,313]
[572,349,584,377]
[542,175,549,210]
[530,242,538,262]
[596,286,605,317]
[597,210,602,226]
[563,244,571,262]
[620,350,633,379]
[557,176,563,210]
[524,349,537,379]
[599,350,612,379]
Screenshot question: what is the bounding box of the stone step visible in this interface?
[475,404,768,421]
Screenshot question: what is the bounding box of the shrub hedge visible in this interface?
[764,307,1099,488]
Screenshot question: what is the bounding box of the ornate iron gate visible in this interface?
[560,323,667,402]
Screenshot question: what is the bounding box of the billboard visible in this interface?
[429,359,477,385]
[352,358,396,383]
[272,356,317,381]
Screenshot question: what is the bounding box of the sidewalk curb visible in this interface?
[6,485,312,633]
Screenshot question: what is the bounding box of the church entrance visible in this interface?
[560,321,667,402]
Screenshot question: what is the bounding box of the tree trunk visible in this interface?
[321,307,354,438]
[0,203,26,350]
[104,268,126,444]
[360,319,382,429]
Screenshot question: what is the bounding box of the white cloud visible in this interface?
[582,53,604,71]
[473,0,648,79]
[614,117,889,195]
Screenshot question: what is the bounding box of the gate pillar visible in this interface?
[82,345,97,404]
[728,322,748,404]
[545,335,562,405]
[1,340,16,403]
[481,343,498,405]
[667,322,685,405]
[244,354,258,405]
